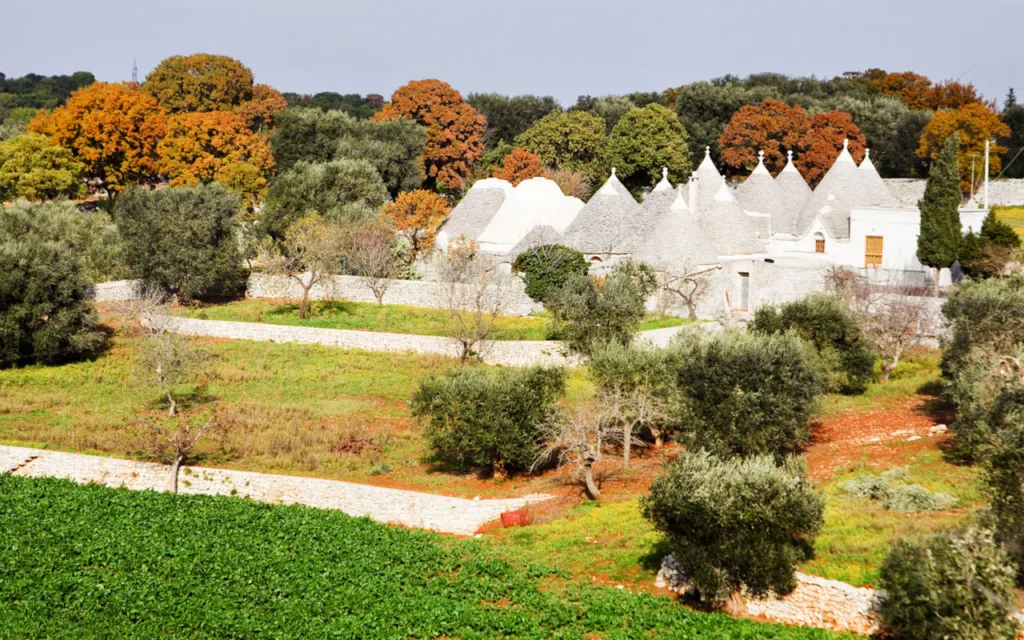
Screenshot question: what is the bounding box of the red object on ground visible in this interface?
[500,509,531,527]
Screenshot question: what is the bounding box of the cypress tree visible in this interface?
[917,134,962,295]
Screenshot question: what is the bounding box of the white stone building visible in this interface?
[435,140,1017,318]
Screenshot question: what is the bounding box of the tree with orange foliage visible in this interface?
[917,103,1010,194]
[143,54,254,113]
[156,111,275,209]
[926,80,985,110]
[381,189,449,258]
[718,99,810,175]
[492,147,547,185]
[878,72,934,110]
[235,84,288,133]
[29,82,166,196]
[374,79,485,192]
[794,111,866,184]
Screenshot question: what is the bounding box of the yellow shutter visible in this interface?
[865,236,883,268]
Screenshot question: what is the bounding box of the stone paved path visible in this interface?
[0,445,551,536]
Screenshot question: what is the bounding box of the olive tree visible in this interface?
[535,403,616,500]
[641,452,824,607]
[669,330,823,459]
[879,528,1019,640]
[411,366,566,477]
[548,259,658,357]
[261,214,345,319]
[115,184,246,303]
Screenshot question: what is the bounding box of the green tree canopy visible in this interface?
[641,452,824,602]
[514,110,606,177]
[0,200,123,282]
[602,104,692,196]
[512,244,589,304]
[270,109,425,198]
[115,184,246,302]
[260,159,388,239]
[467,93,561,150]
[0,216,106,366]
[0,133,86,201]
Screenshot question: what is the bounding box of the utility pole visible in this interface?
[132,58,138,84]
[984,139,990,210]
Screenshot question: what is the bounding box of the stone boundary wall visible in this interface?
[90,279,142,302]
[151,315,581,367]
[247,274,543,317]
[657,555,1024,638]
[0,445,550,536]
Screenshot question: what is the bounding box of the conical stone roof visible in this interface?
[857,149,899,207]
[505,225,563,260]
[734,151,789,236]
[701,184,767,257]
[561,169,642,254]
[690,146,725,215]
[438,177,513,247]
[775,150,811,233]
[634,188,719,270]
[796,140,863,239]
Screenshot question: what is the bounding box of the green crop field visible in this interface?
[178,299,687,340]
[0,476,848,639]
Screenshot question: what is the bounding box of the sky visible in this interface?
[2,0,1022,107]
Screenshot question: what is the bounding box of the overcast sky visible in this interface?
[3,0,1021,106]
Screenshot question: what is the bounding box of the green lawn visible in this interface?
[0,334,587,497]
[0,476,847,639]
[178,299,687,340]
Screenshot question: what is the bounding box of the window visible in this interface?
[737,272,750,311]
[865,236,883,268]
[814,232,825,254]
[589,256,603,263]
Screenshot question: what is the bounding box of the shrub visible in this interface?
[115,184,246,303]
[410,366,566,476]
[548,259,657,356]
[0,200,124,282]
[750,294,876,393]
[0,238,106,366]
[842,467,958,512]
[641,452,824,602]
[942,275,1024,378]
[512,244,588,304]
[879,528,1019,640]
[670,330,823,459]
[981,382,1024,579]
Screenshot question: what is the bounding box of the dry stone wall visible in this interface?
[150,315,579,367]
[1,445,549,536]
[247,274,543,317]
[90,280,143,302]
[657,555,1024,638]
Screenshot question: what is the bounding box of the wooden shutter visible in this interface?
[815,238,825,253]
[865,236,883,268]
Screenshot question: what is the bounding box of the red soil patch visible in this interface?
[805,397,953,481]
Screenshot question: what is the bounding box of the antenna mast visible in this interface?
[132,58,138,83]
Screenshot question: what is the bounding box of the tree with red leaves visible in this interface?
[492,147,547,185]
[878,72,934,110]
[374,79,485,192]
[794,111,866,184]
[718,99,810,175]
[382,189,449,258]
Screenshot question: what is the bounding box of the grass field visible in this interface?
[994,206,1024,242]
[0,334,591,497]
[178,299,687,340]
[0,475,848,639]
[0,329,983,592]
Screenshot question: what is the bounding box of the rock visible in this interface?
[928,424,948,436]
[906,435,922,442]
